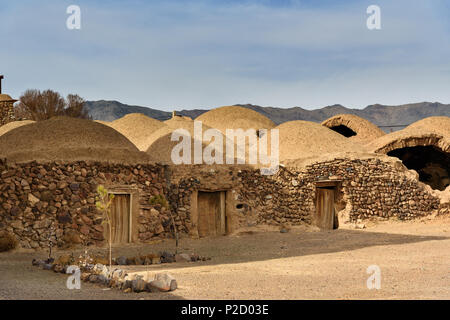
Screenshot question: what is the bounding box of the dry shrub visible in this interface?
[0,231,18,252]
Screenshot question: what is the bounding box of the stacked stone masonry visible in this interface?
[0,157,445,249]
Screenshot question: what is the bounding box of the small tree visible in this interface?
[95,185,115,268]
[15,89,91,121]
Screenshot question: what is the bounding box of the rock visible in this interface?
[10,221,23,230]
[123,288,132,293]
[52,264,64,273]
[97,274,109,285]
[175,253,191,263]
[160,251,175,263]
[151,257,161,264]
[40,191,53,202]
[190,254,200,262]
[55,254,73,266]
[32,259,45,267]
[88,274,99,283]
[135,256,143,265]
[148,273,177,292]
[28,193,40,206]
[132,278,147,293]
[42,263,53,270]
[81,273,90,282]
[116,256,127,265]
[80,225,90,235]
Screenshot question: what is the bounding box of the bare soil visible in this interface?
[1,216,449,300]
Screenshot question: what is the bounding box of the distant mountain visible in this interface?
[85,100,450,132]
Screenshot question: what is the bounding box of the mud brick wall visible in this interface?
[0,160,168,249]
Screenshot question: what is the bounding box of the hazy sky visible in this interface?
[1,0,450,110]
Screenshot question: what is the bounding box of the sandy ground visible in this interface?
[1,216,449,300]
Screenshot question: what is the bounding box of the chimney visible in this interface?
[0,75,3,94]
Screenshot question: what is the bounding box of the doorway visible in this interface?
[315,181,340,230]
[105,194,131,244]
[197,191,226,237]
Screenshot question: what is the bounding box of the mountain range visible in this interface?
[85,100,450,132]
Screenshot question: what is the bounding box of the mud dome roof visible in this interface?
[0,120,35,136]
[145,121,250,165]
[321,114,385,143]
[367,122,450,154]
[108,113,167,151]
[196,106,276,133]
[0,117,149,164]
[405,116,450,137]
[145,122,226,164]
[276,120,369,162]
[0,94,17,102]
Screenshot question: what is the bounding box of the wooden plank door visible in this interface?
[197,191,226,237]
[315,188,335,230]
[106,194,130,244]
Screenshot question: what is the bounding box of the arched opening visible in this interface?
[329,125,357,138]
[387,145,450,191]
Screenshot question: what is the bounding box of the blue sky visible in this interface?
[1,0,450,110]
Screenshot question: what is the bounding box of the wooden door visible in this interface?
[105,194,130,244]
[197,191,226,237]
[315,188,335,230]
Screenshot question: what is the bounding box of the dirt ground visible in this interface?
[1,216,449,300]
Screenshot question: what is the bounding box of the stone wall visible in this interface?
[0,160,168,249]
[0,156,443,249]
[0,101,15,126]
[166,158,441,235]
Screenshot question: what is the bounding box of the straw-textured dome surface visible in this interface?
[0,120,35,136]
[94,120,112,126]
[405,116,450,137]
[196,106,275,133]
[145,122,248,165]
[321,114,385,144]
[0,94,16,102]
[0,117,149,164]
[276,120,368,162]
[367,124,450,154]
[109,113,167,151]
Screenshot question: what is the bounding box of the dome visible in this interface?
[145,121,247,165]
[0,94,17,102]
[0,117,149,164]
[0,120,35,136]
[195,106,275,133]
[405,116,450,137]
[275,120,368,162]
[321,114,385,144]
[108,113,167,151]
